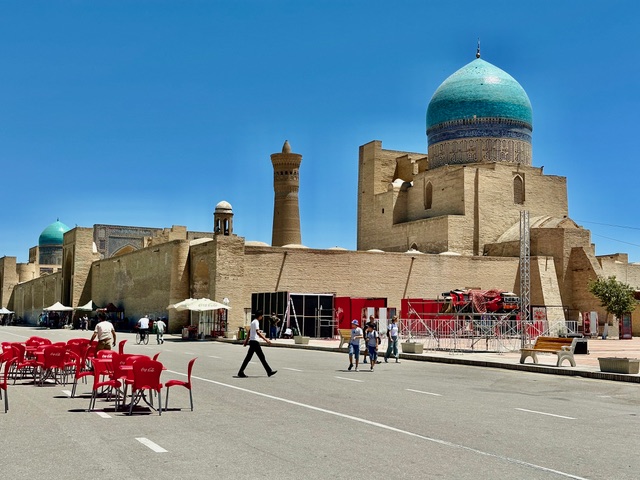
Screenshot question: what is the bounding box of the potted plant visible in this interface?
[294,335,310,345]
[401,332,423,354]
[598,357,640,374]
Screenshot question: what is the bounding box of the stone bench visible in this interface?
[520,336,578,367]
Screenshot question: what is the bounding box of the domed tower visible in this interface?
[271,140,302,246]
[38,219,70,265]
[426,52,532,169]
[214,201,233,235]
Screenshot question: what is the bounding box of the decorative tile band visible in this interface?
[427,117,532,146]
[428,137,532,169]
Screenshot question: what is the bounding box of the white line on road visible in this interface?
[515,408,576,420]
[167,370,589,480]
[406,389,441,396]
[208,355,221,359]
[61,390,72,397]
[184,352,195,355]
[136,437,168,453]
[335,376,363,383]
[283,367,303,372]
[95,412,111,418]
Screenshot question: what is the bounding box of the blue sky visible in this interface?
[1,0,640,264]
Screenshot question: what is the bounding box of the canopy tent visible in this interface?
[168,298,230,312]
[43,302,74,312]
[75,300,100,311]
[0,307,13,314]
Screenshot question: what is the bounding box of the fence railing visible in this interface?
[397,314,578,353]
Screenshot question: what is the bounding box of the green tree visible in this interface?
[588,276,637,325]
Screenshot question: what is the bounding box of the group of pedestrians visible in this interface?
[348,316,400,371]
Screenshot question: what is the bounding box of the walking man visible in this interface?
[237,310,277,378]
[155,317,167,344]
[384,315,400,363]
[348,319,363,371]
[365,322,379,371]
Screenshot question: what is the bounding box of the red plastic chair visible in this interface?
[37,345,68,386]
[127,358,163,416]
[164,357,197,412]
[9,344,38,383]
[118,339,127,355]
[1,358,17,413]
[69,348,94,398]
[88,358,122,412]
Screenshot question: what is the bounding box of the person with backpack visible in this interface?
[365,322,380,371]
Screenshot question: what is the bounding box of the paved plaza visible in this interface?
[2,326,640,480]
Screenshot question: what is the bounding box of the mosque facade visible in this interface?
[1,53,640,336]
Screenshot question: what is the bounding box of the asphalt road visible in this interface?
[1,326,639,480]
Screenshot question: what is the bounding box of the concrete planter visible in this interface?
[598,357,640,374]
[294,335,310,345]
[401,342,423,354]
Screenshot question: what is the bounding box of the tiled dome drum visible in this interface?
[426,58,533,169]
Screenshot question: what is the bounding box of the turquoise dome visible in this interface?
[38,220,70,246]
[426,58,532,130]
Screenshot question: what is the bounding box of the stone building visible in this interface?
[1,52,640,336]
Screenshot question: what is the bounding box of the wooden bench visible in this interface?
[338,329,352,349]
[519,336,578,367]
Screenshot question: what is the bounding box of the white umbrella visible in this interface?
[43,301,74,311]
[0,307,13,314]
[168,298,230,312]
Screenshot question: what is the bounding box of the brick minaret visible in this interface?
[271,140,302,246]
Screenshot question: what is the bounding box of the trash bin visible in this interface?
[574,338,588,354]
[238,327,245,340]
[182,327,189,340]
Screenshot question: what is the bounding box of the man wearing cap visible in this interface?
[348,319,363,371]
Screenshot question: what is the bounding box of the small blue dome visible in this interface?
[427,58,532,130]
[38,220,70,246]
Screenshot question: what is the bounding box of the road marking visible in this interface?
[406,389,441,396]
[208,355,221,359]
[95,412,111,419]
[335,376,364,382]
[61,390,72,397]
[167,370,588,480]
[184,352,195,355]
[515,408,576,420]
[136,437,167,453]
[0,331,28,339]
[283,367,303,372]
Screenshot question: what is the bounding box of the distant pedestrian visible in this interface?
[237,310,277,378]
[90,312,116,352]
[348,319,363,371]
[155,317,167,344]
[268,312,281,340]
[365,323,379,371]
[385,315,400,363]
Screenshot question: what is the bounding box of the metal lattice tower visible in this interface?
[519,210,531,346]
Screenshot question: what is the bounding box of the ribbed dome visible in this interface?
[427,58,532,131]
[38,220,70,246]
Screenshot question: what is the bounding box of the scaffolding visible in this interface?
[398,299,578,354]
[519,210,531,347]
